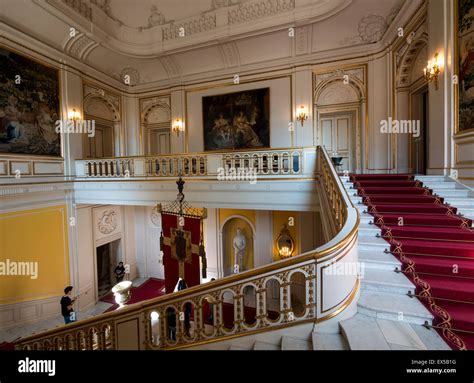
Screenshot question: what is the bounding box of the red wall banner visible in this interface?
[161,213,201,293]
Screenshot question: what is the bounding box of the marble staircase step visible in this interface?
[312,332,349,350]
[340,314,391,350]
[357,290,433,325]
[416,176,449,182]
[443,198,474,208]
[361,268,414,295]
[281,336,312,350]
[228,345,250,350]
[253,341,280,350]
[358,247,401,271]
[420,182,459,189]
[431,189,470,197]
[340,314,433,350]
[358,234,390,251]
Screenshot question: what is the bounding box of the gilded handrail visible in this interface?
[16,146,359,350]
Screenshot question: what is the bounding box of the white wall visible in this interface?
[428,0,450,175]
[367,54,391,172]
[74,204,139,309]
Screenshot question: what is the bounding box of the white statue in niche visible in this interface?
[233,228,247,272]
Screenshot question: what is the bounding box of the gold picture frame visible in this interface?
[454,0,474,135]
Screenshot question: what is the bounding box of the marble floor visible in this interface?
[0,297,115,344]
[1,277,155,344]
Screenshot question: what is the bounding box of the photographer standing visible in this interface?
[60,286,77,324]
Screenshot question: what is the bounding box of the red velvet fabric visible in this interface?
[371,213,472,228]
[357,187,431,195]
[351,173,474,350]
[162,213,202,293]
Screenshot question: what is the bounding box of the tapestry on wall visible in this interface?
[457,0,474,132]
[0,47,61,156]
[202,88,270,151]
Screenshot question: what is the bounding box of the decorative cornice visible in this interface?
[62,0,92,21]
[159,56,181,78]
[63,33,99,61]
[220,41,241,68]
[228,0,295,24]
[162,14,217,41]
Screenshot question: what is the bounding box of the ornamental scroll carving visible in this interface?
[97,210,118,235]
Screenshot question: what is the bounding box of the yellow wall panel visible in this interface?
[0,205,69,304]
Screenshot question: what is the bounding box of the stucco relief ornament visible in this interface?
[148,5,166,27]
[98,210,118,234]
[358,15,387,43]
[120,67,140,86]
[150,206,161,227]
[340,14,388,46]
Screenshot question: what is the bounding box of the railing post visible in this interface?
[194,303,204,341]
[256,280,267,328]
[234,290,244,332]
[281,273,291,322]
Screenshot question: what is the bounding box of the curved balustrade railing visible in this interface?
[318,146,349,234]
[222,150,302,175]
[147,154,207,177]
[16,146,359,351]
[76,148,306,178]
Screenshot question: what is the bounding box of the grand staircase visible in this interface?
[342,174,474,350]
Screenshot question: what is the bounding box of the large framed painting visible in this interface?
[455,0,474,133]
[0,47,61,156]
[203,88,270,151]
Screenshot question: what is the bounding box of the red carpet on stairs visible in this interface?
[350,173,474,350]
[101,278,166,312]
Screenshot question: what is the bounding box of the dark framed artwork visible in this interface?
[455,0,474,133]
[0,47,61,156]
[203,88,270,151]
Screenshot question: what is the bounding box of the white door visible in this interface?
[147,127,170,155]
[319,114,352,172]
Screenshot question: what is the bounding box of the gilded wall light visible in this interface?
[276,223,295,259]
[424,53,441,90]
[67,108,81,122]
[172,118,184,136]
[296,105,308,127]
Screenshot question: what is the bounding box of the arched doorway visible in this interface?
[314,68,366,173]
[140,98,171,156]
[83,86,121,158]
[394,22,429,174]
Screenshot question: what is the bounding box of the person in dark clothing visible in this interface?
[114,262,126,283]
[177,280,192,337]
[208,278,216,322]
[167,308,176,341]
[60,286,76,324]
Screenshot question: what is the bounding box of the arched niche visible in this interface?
[314,71,366,172]
[83,92,121,158]
[220,215,255,277]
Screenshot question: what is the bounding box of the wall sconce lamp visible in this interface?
[276,224,295,259]
[296,105,308,127]
[172,118,184,137]
[67,108,81,122]
[424,53,441,90]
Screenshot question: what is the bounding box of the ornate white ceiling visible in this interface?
[2,0,413,88]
